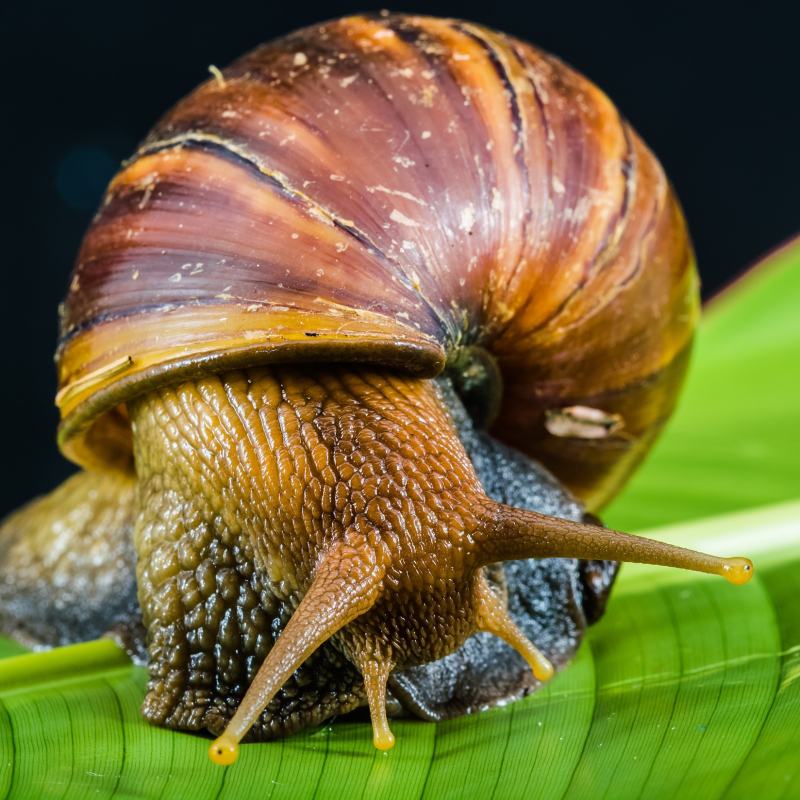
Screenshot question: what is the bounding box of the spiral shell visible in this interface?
[56,13,698,510]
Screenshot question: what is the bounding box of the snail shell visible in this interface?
[55,12,698,512]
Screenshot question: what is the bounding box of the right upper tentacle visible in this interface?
[472,499,753,584]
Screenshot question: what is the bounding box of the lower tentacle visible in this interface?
[475,574,554,682]
[359,657,396,750]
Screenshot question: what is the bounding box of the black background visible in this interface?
[2,1,798,518]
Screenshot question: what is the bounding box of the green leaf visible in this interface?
[2,504,799,800]
[2,236,800,799]
[0,638,27,661]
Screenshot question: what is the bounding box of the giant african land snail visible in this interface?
[0,13,752,762]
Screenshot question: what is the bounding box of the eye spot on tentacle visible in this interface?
[209,737,239,765]
[722,557,754,585]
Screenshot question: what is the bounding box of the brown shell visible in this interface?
[56,13,698,511]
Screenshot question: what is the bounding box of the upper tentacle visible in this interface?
[471,500,753,584]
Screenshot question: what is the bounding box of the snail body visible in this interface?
[0,14,751,757]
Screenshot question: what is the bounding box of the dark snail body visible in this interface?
[0,14,751,756]
[0,472,140,652]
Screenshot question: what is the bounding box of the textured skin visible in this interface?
[131,365,493,737]
[55,13,698,512]
[131,364,627,740]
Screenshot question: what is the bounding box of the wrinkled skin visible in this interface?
[0,368,616,740]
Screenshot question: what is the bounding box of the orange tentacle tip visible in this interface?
[533,658,555,682]
[209,736,239,766]
[373,729,396,751]
[721,557,754,585]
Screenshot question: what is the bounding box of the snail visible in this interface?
[0,13,753,761]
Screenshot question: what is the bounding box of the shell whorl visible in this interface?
[56,13,698,510]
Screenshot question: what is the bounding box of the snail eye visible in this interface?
[208,738,239,766]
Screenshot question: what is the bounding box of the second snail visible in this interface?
[0,13,752,760]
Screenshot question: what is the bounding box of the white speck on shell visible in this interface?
[390,209,419,227]
[460,204,476,233]
[492,187,505,213]
[367,185,427,206]
[545,406,624,439]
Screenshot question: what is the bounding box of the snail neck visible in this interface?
[128,364,485,594]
